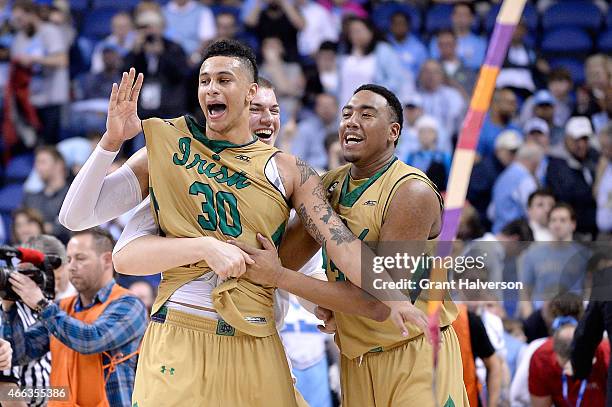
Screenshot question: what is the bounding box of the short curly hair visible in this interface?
[202,39,258,83]
[353,84,403,146]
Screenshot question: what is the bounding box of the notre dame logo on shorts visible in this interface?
[216,319,236,336]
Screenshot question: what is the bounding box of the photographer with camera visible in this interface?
[123,9,188,122]
[1,228,147,407]
[0,235,67,407]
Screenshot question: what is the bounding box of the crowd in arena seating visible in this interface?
[0,0,611,406]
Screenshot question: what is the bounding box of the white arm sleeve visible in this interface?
[59,145,143,231]
[112,197,158,256]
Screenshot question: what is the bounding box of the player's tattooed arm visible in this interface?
[277,153,389,289]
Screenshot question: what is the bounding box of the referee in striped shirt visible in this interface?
[0,235,71,407]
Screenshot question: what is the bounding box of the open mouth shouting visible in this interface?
[343,132,365,148]
[253,128,274,141]
[207,102,227,120]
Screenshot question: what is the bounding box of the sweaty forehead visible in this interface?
[200,56,246,77]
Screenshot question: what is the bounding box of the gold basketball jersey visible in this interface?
[143,116,290,337]
[322,157,458,359]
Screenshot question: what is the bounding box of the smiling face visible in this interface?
[198,56,257,137]
[249,87,280,145]
[339,90,399,165]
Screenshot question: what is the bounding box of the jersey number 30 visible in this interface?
[189,181,242,237]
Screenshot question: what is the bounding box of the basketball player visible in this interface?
[231,85,469,406]
[62,40,420,406]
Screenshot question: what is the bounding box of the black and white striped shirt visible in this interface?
[1,301,51,407]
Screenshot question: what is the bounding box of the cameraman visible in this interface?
[1,228,147,407]
[0,235,67,407]
[123,10,188,120]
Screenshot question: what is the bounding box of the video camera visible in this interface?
[0,245,59,302]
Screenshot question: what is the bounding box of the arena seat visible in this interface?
[425,4,453,33]
[92,0,139,11]
[598,29,612,53]
[541,27,593,56]
[0,184,24,214]
[69,0,89,13]
[81,8,120,40]
[5,154,33,184]
[542,1,602,31]
[371,2,421,34]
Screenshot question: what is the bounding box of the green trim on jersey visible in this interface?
[271,221,286,248]
[185,115,257,154]
[339,157,398,207]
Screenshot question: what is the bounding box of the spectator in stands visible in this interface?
[512,293,584,405]
[47,2,75,50]
[22,146,70,243]
[577,54,610,119]
[10,0,69,145]
[477,88,520,160]
[468,130,523,230]
[124,10,188,120]
[429,2,486,70]
[396,93,425,161]
[523,117,551,183]
[317,0,367,34]
[1,228,147,407]
[243,0,305,63]
[595,123,612,236]
[529,323,609,407]
[9,208,43,246]
[592,84,611,134]
[281,295,333,407]
[0,235,68,407]
[417,59,465,145]
[496,20,536,100]
[520,69,574,133]
[291,93,337,169]
[520,203,589,319]
[489,143,543,234]
[91,12,135,74]
[436,29,477,99]
[526,189,555,242]
[315,42,338,95]
[295,0,337,58]
[127,280,155,316]
[463,219,534,300]
[162,0,215,66]
[213,11,258,52]
[404,115,451,190]
[456,201,485,241]
[259,37,305,123]
[571,252,612,406]
[71,44,123,135]
[26,234,77,301]
[452,304,502,407]
[503,318,527,378]
[546,116,599,239]
[338,17,407,112]
[324,131,344,171]
[530,90,565,146]
[387,11,427,78]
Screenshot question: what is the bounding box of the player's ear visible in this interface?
[246,82,258,103]
[389,122,401,145]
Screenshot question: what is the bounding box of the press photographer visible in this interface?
[0,235,66,407]
[1,228,147,407]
